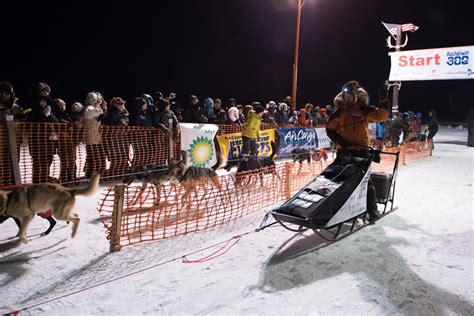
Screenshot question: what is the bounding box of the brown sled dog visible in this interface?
[0,172,100,243]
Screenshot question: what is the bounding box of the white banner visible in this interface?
[315,127,332,148]
[179,123,219,168]
[325,167,371,228]
[389,45,474,81]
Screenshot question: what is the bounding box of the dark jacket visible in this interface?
[182,105,208,123]
[104,106,129,126]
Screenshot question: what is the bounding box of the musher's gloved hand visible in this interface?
[378,82,390,111]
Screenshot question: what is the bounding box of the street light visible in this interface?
[291,0,305,111]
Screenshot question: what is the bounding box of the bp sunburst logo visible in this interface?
[188,136,214,167]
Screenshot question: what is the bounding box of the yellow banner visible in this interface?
[217,129,275,159]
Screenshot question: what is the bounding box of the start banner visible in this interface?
[180,123,219,168]
[389,45,474,81]
[216,129,276,160]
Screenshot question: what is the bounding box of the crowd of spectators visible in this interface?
[0,80,439,185]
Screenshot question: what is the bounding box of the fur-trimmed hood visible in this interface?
[333,81,370,109]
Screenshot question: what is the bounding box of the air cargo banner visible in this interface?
[180,123,218,168]
[216,129,275,160]
[276,128,318,156]
[277,127,332,156]
[389,46,474,81]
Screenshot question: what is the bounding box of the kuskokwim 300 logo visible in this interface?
[446,50,469,66]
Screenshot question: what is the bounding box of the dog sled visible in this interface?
[266,148,400,241]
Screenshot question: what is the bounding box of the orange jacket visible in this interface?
[327,105,389,148]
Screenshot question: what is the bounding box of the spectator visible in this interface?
[211,98,227,124]
[69,102,84,127]
[388,112,407,147]
[289,110,299,125]
[304,103,314,124]
[241,105,264,156]
[319,107,328,124]
[52,98,75,183]
[227,98,237,111]
[262,101,277,124]
[169,92,183,122]
[375,121,386,150]
[83,92,106,178]
[128,97,150,167]
[203,97,215,122]
[275,102,290,124]
[227,106,241,125]
[182,95,208,123]
[0,82,21,186]
[103,97,130,177]
[243,104,254,121]
[129,97,149,127]
[426,110,439,149]
[236,104,245,123]
[69,102,84,181]
[298,108,311,127]
[141,94,155,127]
[154,98,180,137]
[27,82,58,183]
[283,96,293,112]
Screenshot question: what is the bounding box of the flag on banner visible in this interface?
[382,22,419,38]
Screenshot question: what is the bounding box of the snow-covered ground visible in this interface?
[1,128,473,315]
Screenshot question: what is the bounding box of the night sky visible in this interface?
[3,0,473,120]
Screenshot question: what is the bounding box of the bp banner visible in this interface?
[276,127,318,156]
[389,45,474,81]
[180,123,218,168]
[216,129,275,160]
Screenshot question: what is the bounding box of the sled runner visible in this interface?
[269,148,400,240]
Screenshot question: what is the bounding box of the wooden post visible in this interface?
[168,119,174,163]
[110,184,125,252]
[291,0,303,111]
[5,115,21,185]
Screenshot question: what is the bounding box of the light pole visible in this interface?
[291,0,304,111]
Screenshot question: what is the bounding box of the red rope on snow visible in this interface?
[6,232,251,315]
[181,235,242,263]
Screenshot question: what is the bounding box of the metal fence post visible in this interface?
[110,184,125,252]
[5,115,21,185]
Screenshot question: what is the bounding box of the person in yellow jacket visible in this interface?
[326,80,390,222]
[241,104,265,156]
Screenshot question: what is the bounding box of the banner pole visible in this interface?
[391,25,402,114]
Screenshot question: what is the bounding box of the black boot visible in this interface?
[368,209,381,223]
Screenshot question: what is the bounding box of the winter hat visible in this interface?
[254,105,265,114]
[157,98,170,112]
[169,92,177,100]
[0,81,14,95]
[278,102,288,112]
[266,101,276,109]
[71,102,84,113]
[110,97,126,107]
[228,107,239,122]
[85,92,102,107]
[141,94,154,107]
